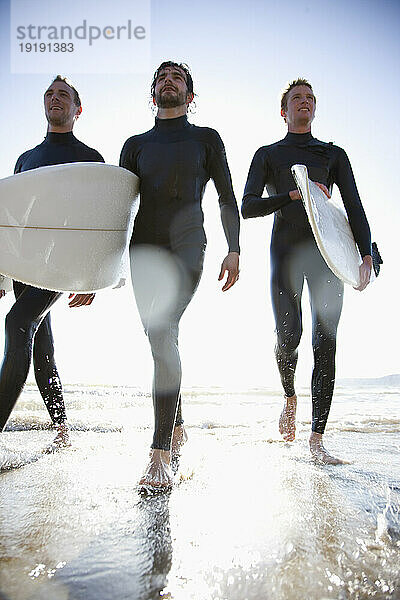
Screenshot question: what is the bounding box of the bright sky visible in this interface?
[0,0,398,389]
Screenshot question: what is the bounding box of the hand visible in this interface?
[314,182,331,198]
[0,290,5,299]
[354,255,372,291]
[289,189,301,201]
[113,278,126,289]
[218,252,239,292]
[68,293,96,307]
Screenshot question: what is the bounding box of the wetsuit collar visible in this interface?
[154,114,189,131]
[44,131,76,144]
[284,131,313,144]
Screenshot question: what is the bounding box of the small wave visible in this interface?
[0,447,43,471]
[4,417,52,431]
[376,502,400,545]
[4,418,122,433]
[330,417,400,434]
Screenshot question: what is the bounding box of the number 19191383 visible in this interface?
[19,43,74,52]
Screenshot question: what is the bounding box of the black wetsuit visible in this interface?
[242,132,371,433]
[120,114,240,450]
[0,132,104,431]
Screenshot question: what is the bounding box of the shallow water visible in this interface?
[0,383,399,599]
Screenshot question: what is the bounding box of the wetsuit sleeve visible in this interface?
[14,152,28,174]
[333,148,371,257]
[207,131,240,254]
[92,150,105,163]
[241,148,292,218]
[119,138,138,175]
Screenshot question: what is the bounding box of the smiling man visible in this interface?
[242,78,372,464]
[0,76,104,450]
[120,61,240,491]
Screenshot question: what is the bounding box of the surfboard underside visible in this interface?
[0,163,139,292]
[291,164,361,288]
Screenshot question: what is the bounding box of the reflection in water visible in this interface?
[0,431,174,600]
[0,386,399,599]
[55,494,172,600]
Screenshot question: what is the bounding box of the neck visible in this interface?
[47,121,75,133]
[287,124,312,134]
[156,105,188,120]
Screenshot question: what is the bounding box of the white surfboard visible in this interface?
[291,164,361,287]
[0,163,139,293]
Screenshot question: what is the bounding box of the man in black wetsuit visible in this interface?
[242,78,372,464]
[120,61,240,490]
[0,76,104,449]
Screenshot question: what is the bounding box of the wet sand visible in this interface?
[0,384,399,599]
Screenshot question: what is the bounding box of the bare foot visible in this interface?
[309,433,349,465]
[279,395,297,441]
[171,424,188,460]
[139,449,174,493]
[43,424,71,453]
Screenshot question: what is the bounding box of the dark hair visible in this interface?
[281,78,315,111]
[150,61,194,98]
[49,75,81,107]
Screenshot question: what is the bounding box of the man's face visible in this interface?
[44,81,81,129]
[282,85,316,128]
[153,66,192,109]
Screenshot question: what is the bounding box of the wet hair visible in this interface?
[281,78,315,111]
[150,61,194,98]
[48,75,81,107]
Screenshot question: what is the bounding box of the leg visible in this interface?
[270,232,304,441]
[33,313,66,425]
[0,284,61,431]
[307,252,346,463]
[131,244,203,488]
[171,395,187,458]
[33,313,70,449]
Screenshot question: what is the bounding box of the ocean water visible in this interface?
[0,382,399,600]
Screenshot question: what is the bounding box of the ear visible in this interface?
[186,92,194,106]
[152,96,157,106]
[75,105,82,120]
[280,107,287,123]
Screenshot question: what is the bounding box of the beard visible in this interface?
[46,109,71,128]
[155,87,187,109]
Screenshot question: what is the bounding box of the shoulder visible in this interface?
[121,129,154,152]
[189,125,225,149]
[73,138,104,162]
[250,142,280,162]
[312,137,346,156]
[14,144,41,173]
[256,139,287,155]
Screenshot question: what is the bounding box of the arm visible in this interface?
[241,148,292,219]
[93,151,105,163]
[334,148,372,290]
[207,131,240,290]
[207,131,240,254]
[119,137,139,175]
[334,148,371,258]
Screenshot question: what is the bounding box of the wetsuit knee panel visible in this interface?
[5,309,39,342]
[275,327,302,354]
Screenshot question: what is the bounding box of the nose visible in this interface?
[50,93,62,104]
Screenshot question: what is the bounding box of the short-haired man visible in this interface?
[242,78,372,464]
[0,76,104,449]
[120,61,240,491]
